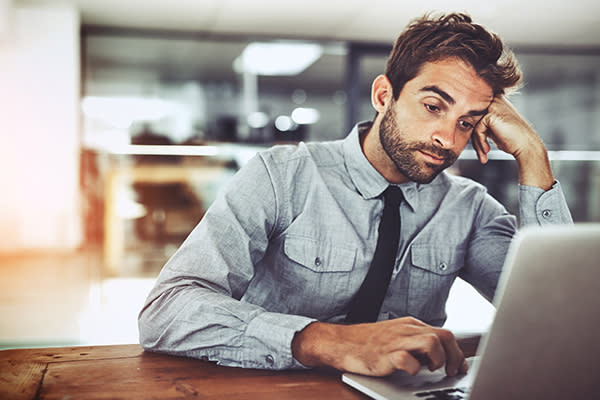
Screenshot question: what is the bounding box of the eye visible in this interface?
[424,103,440,113]
[458,120,474,131]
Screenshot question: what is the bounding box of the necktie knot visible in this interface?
[384,186,403,208]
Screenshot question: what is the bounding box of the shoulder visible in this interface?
[425,172,495,212]
[435,172,511,221]
[433,171,488,195]
[258,139,345,171]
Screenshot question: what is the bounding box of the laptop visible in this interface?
[342,224,600,400]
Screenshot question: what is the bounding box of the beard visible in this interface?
[379,107,458,184]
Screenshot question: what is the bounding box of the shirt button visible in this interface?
[439,262,448,271]
[542,209,552,219]
[314,257,322,267]
[265,354,275,366]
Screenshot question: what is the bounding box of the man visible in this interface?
[138,13,572,378]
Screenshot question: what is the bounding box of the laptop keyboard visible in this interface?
[414,386,468,399]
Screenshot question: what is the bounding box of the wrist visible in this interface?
[291,322,326,367]
[291,321,344,368]
[514,139,554,191]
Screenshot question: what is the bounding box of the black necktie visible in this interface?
[345,186,403,323]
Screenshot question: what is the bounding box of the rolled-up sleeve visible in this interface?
[138,154,315,370]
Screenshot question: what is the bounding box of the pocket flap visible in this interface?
[410,245,464,275]
[284,235,355,272]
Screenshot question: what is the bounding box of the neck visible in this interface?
[361,119,409,184]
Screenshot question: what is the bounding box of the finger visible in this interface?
[434,328,466,377]
[388,350,422,376]
[472,122,491,164]
[471,134,486,164]
[397,332,447,372]
[399,316,429,327]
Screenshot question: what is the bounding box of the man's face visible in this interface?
[378,58,494,184]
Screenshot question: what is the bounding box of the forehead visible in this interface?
[404,58,494,105]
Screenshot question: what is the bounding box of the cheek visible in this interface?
[394,112,426,138]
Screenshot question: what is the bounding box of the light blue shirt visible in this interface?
[138,122,572,370]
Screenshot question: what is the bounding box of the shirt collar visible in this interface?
[342,121,445,211]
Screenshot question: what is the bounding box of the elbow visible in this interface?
[137,303,162,352]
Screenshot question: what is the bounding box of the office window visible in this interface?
[82,32,348,148]
[81,31,349,272]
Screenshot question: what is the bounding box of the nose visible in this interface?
[431,119,456,148]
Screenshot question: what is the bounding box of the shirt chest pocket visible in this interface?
[411,245,464,276]
[283,235,356,273]
[406,245,465,324]
[276,235,357,317]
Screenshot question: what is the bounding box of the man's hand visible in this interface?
[291,317,468,377]
[472,96,554,190]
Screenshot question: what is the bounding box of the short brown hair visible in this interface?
[385,13,521,98]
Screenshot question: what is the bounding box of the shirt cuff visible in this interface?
[519,180,573,226]
[244,311,316,370]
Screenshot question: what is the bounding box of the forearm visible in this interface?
[139,284,314,369]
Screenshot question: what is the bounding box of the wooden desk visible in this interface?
[1,338,480,399]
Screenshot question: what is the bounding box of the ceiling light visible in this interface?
[291,107,320,125]
[274,115,295,132]
[234,42,323,76]
[247,111,270,129]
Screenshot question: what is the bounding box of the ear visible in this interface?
[371,74,393,113]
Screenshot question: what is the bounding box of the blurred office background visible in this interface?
[1,0,599,349]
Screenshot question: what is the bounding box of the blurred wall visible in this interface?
[0,3,81,251]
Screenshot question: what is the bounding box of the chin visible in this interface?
[404,165,445,184]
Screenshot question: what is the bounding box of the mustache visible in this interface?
[411,143,458,162]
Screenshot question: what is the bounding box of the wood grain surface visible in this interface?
[0,336,480,399]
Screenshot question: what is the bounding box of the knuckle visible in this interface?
[390,350,409,365]
[423,333,440,347]
[390,351,419,375]
[436,328,455,342]
[402,316,419,324]
[430,357,445,371]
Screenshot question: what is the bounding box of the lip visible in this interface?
[418,150,446,165]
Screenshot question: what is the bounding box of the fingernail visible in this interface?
[462,359,469,371]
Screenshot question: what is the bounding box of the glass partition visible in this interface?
[81,30,350,273]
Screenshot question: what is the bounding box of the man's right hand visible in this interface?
[291,317,468,377]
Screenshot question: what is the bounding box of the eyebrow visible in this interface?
[466,108,489,117]
[421,85,489,117]
[421,85,455,104]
